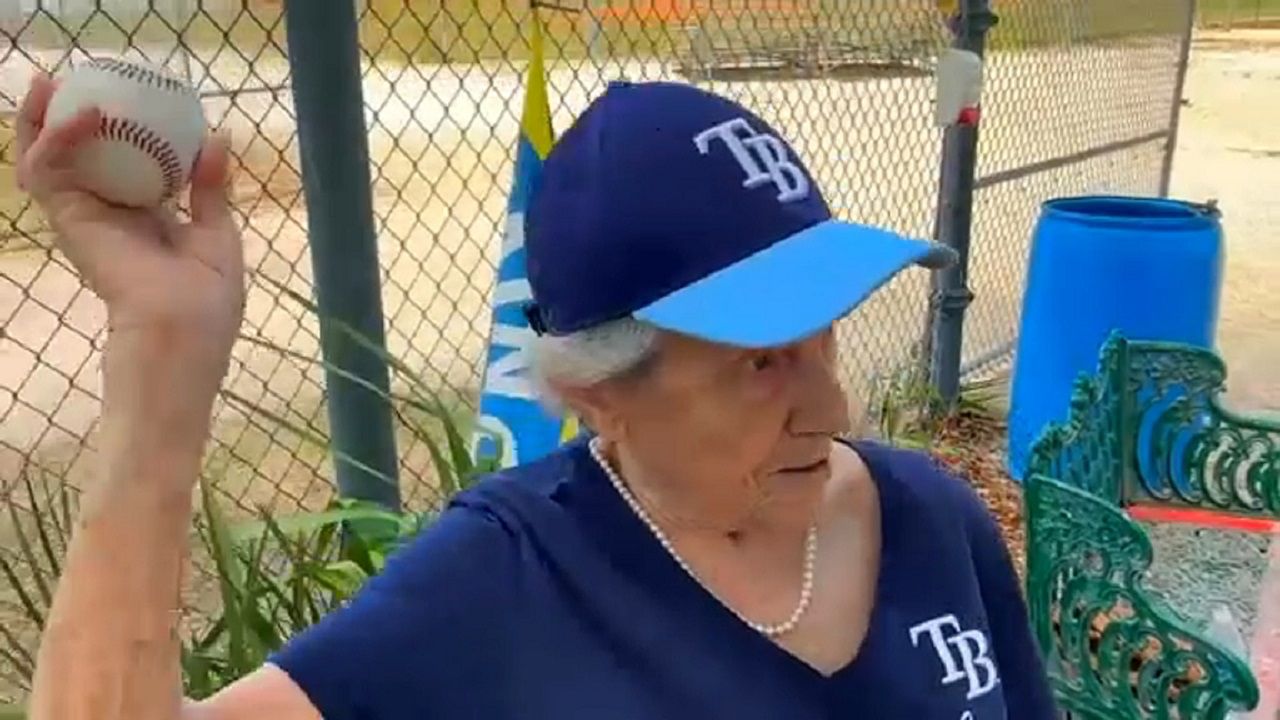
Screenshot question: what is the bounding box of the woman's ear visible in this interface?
[555,380,627,442]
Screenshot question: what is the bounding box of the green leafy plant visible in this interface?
[1,334,506,711]
[0,470,73,700]
[0,467,427,706]
[874,365,946,449]
[180,481,422,698]
[0,273,516,712]
[240,272,506,497]
[178,277,507,697]
[873,367,1008,449]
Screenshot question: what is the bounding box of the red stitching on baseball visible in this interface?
[88,57,192,96]
[97,115,185,202]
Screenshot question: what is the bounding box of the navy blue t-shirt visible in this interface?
[269,438,1056,719]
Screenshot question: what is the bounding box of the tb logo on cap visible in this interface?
[693,117,810,203]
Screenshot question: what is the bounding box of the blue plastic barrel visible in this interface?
[1006,195,1223,482]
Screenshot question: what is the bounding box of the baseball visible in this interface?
[44,57,207,208]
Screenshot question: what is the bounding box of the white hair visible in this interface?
[527,317,661,412]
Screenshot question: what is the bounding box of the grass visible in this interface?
[1198,0,1280,26]
[987,0,1189,51]
[870,358,1010,451]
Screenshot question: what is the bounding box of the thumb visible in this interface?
[182,132,244,281]
[188,132,234,233]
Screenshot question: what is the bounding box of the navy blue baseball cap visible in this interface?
[524,80,955,348]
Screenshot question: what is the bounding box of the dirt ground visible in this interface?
[1163,29,1280,718]
[1167,28,1280,414]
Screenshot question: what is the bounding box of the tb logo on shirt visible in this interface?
[909,614,1000,701]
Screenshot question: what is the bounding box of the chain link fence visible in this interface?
[0,0,1195,701]
[1,0,1195,508]
[959,0,1194,377]
[0,0,1197,515]
[1,0,1196,501]
[1,0,960,517]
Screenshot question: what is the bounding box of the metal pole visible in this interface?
[929,0,997,406]
[283,0,400,509]
[1159,0,1197,197]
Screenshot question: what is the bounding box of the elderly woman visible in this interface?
[18,75,1055,719]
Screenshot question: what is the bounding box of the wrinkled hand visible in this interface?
[16,71,246,438]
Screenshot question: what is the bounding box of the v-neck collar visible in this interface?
[563,434,904,685]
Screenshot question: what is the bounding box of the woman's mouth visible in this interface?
[778,458,829,475]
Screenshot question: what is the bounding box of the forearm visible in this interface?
[29,335,215,720]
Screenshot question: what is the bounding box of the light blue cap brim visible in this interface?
[633,220,956,348]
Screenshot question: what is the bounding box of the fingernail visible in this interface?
[78,105,103,126]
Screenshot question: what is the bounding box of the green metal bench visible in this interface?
[1023,332,1280,718]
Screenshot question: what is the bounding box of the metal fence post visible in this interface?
[929,0,998,405]
[283,0,401,509]
[1160,0,1197,197]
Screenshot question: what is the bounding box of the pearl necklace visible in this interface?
[588,437,817,638]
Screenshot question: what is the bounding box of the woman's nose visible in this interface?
[785,339,850,436]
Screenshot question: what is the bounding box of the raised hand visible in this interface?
[15,70,246,441]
